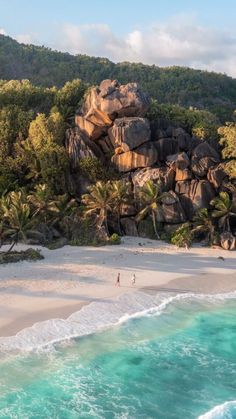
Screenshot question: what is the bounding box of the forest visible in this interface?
[1,34,236,121]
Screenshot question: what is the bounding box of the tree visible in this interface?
[55,79,88,121]
[210,192,236,232]
[26,111,69,193]
[193,208,216,245]
[0,190,41,252]
[136,180,168,239]
[110,180,131,234]
[218,123,236,178]
[82,181,113,235]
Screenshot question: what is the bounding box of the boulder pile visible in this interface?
[66,79,231,237]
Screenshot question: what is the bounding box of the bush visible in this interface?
[108,233,121,245]
[170,223,193,248]
[0,248,44,264]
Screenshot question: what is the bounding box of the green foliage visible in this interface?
[55,79,88,121]
[193,208,216,245]
[108,233,121,245]
[210,192,236,232]
[136,180,169,239]
[0,248,44,264]
[1,35,235,121]
[218,123,236,178]
[77,157,120,183]
[170,223,193,248]
[148,100,219,142]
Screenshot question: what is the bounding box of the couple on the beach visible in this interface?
[116,273,136,287]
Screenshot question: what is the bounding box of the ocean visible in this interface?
[0,291,235,419]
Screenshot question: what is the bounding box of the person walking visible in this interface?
[132,273,136,286]
[116,273,121,287]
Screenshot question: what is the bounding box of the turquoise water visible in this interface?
[0,295,236,419]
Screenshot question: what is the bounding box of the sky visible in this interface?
[1,0,236,77]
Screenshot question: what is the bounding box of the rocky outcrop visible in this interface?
[108,117,151,152]
[112,143,158,172]
[191,143,220,177]
[68,79,235,245]
[120,218,138,236]
[220,232,236,250]
[132,167,175,192]
[207,164,228,189]
[80,79,150,126]
[65,127,104,168]
[161,191,186,224]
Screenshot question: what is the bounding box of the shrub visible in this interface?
[108,233,121,245]
[0,248,44,264]
[170,223,193,248]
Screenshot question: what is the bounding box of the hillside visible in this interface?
[1,34,236,121]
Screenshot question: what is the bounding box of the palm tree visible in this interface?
[193,208,216,245]
[136,180,168,239]
[82,181,113,236]
[28,184,53,224]
[210,192,236,232]
[110,180,131,234]
[1,190,41,252]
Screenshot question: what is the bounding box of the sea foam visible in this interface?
[198,400,236,418]
[0,290,235,353]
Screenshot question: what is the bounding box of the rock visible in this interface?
[120,218,138,236]
[150,119,174,141]
[112,143,158,172]
[220,232,236,250]
[97,137,113,154]
[191,142,220,177]
[75,114,112,141]
[191,156,217,177]
[154,138,178,162]
[190,179,216,210]
[108,117,151,152]
[175,179,216,220]
[120,203,137,217]
[175,168,192,181]
[172,128,193,151]
[161,191,186,224]
[65,127,104,168]
[132,166,175,192]
[207,164,228,189]
[137,219,155,239]
[81,80,150,122]
[167,152,190,170]
[67,171,92,197]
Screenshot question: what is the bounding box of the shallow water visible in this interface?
[0,294,236,419]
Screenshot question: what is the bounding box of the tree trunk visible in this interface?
[152,211,160,239]
[7,240,16,253]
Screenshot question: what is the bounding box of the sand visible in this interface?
[0,236,235,337]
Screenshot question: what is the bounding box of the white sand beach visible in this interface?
[0,236,235,337]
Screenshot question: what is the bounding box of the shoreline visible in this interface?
[0,237,235,339]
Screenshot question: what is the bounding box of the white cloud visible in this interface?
[15,33,34,44]
[52,16,236,77]
[0,28,7,35]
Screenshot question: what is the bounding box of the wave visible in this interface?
[0,290,235,353]
[199,400,236,418]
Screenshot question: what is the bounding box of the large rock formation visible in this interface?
[132,167,175,192]
[65,79,235,243]
[81,79,150,120]
[108,117,151,152]
[112,143,158,172]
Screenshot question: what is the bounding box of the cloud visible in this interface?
[51,16,236,77]
[15,33,34,44]
[0,28,7,35]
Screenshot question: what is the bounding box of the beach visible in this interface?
[0,236,235,338]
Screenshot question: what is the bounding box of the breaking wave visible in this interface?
[0,290,235,353]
